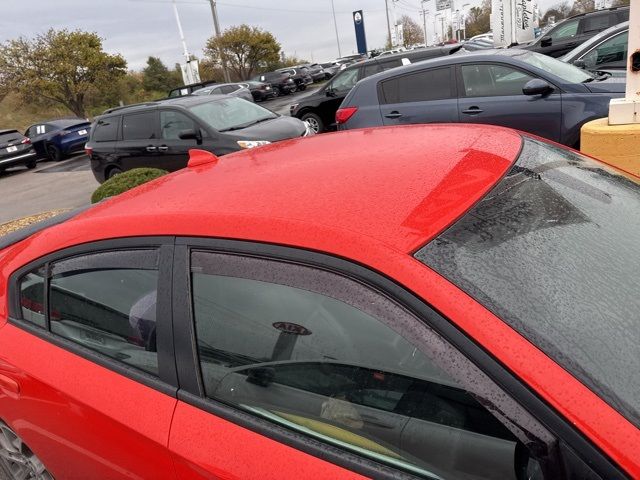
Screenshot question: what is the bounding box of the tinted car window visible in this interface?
[461,64,534,97]
[416,137,640,429]
[191,252,534,480]
[49,252,159,375]
[160,110,196,140]
[93,118,119,142]
[581,14,610,33]
[19,267,46,328]
[582,31,628,69]
[380,67,453,104]
[122,111,157,141]
[329,68,360,93]
[550,18,579,40]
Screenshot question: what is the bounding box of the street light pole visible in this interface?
[172,0,196,84]
[208,0,231,82]
[385,0,393,48]
[331,0,342,58]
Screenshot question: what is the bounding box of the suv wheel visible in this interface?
[26,159,37,169]
[0,420,53,480]
[106,166,123,180]
[273,88,280,98]
[301,112,324,134]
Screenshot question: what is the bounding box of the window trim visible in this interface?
[8,237,178,395]
[377,66,456,105]
[172,237,626,480]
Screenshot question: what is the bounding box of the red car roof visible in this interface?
[67,125,521,255]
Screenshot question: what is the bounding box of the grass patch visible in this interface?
[91,168,168,204]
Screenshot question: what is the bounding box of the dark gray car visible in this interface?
[86,96,311,183]
[337,49,624,147]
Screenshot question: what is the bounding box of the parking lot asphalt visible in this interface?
[0,84,323,226]
[0,154,97,225]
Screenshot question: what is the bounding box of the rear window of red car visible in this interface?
[415,136,640,428]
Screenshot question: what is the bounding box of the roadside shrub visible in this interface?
[91,168,168,203]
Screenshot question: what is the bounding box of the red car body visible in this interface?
[0,124,638,479]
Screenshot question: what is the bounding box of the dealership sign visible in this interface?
[491,0,535,47]
[436,0,451,11]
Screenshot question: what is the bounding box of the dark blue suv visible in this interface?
[25,118,91,161]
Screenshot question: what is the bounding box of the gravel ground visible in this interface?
[0,209,68,237]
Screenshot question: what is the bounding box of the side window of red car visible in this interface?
[16,249,161,376]
[190,251,552,480]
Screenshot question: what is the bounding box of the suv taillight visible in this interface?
[335,107,358,125]
[21,137,30,144]
[85,144,93,157]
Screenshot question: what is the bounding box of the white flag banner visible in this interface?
[491,0,513,47]
[514,0,535,44]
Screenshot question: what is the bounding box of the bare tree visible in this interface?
[399,15,425,47]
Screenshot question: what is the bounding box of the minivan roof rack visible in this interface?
[101,102,161,115]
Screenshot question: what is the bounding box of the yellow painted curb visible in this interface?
[580,118,640,176]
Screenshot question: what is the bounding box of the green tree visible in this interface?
[142,56,180,93]
[0,29,126,117]
[400,15,425,47]
[465,0,491,38]
[541,2,572,25]
[204,25,281,80]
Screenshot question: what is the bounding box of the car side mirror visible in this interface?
[540,36,552,47]
[523,79,553,96]
[179,128,203,145]
[573,59,586,69]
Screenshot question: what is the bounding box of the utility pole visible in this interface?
[420,1,429,46]
[385,0,393,48]
[331,0,342,58]
[208,0,231,83]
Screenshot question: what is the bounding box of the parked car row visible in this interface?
[0,119,92,175]
[290,44,462,133]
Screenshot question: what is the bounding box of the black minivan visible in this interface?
[86,96,310,183]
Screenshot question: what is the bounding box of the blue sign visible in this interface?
[353,10,367,54]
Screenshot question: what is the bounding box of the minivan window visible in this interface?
[160,110,196,140]
[581,14,610,33]
[122,111,157,141]
[93,119,119,142]
[188,97,276,132]
[416,136,640,430]
[380,67,453,104]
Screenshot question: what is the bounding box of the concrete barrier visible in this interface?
[580,118,640,176]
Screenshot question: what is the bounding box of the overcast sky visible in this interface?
[1,0,559,71]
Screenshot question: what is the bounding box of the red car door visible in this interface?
[0,241,177,479]
[166,243,570,480]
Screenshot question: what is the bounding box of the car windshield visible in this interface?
[560,22,628,62]
[188,97,277,132]
[415,136,640,428]
[510,50,593,83]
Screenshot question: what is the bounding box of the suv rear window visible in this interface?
[0,131,23,143]
[415,136,640,429]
